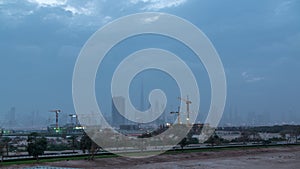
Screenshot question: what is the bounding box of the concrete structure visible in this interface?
[216,130,241,141]
[111,96,126,128]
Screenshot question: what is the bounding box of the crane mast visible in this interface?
[170,106,181,124]
[49,109,61,130]
[178,96,192,126]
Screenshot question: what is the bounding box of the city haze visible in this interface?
[1,0,300,129]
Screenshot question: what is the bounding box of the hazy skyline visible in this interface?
[1,0,300,128]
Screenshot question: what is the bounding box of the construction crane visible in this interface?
[178,96,192,126]
[69,114,78,125]
[170,106,181,124]
[49,109,61,129]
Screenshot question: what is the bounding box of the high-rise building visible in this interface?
[140,79,145,111]
[111,96,126,128]
[5,107,18,129]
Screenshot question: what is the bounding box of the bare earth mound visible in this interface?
[3,146,300,169]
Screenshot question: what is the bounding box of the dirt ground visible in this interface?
[3,146,300,169]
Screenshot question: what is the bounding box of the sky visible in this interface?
[0,0,300,129]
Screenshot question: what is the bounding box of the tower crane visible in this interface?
[170,106,181,124]
[178,96,192,126]
[49,109,61,129]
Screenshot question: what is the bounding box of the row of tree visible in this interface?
[0,132,101,162]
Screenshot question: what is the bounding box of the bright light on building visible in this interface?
[75,126,84,130]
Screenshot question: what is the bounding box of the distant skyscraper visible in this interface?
[111,96,126,128]
[140,79,145,111]
[5,107,18,129]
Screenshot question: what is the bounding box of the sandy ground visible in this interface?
[2,146,300,169]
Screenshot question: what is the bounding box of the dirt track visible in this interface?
[3,146,300,169]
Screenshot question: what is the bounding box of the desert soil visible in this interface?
[2,146,300,169]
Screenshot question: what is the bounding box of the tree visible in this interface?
[0,143,3,163]
[205,133,221,147]
[27,132,47,161]
[68,135,78,153]
[89,141,100,160]
[80,133,101,160]
[80,134,92,154]
[0,130,3,162]
[1,137,11,157]
[178,137,188,151]
[240,131,251,144]
[296,127,300,143]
